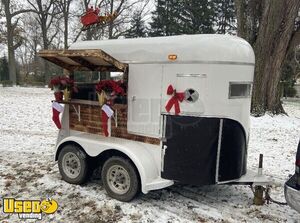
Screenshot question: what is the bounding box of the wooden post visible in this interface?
[253,154,265,205]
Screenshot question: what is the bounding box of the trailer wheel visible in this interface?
[102,157,140,202]
[58,144,88,184]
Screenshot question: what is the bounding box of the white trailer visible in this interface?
[39,34,270,202]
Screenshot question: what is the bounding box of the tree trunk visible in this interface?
[251,0,300,115]
[2,0,17,84]
[234,0,247,40]
[64,13,68,49]
[7,21,17,84]
[108,0,114,39]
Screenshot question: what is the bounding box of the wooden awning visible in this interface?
[38,49,128,72]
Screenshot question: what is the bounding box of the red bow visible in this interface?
[165,85,185,115]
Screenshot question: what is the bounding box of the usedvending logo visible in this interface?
[2,197,58,220]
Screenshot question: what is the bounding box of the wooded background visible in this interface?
[0,0,299,116]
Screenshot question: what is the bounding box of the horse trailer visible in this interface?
[39,34,270,202]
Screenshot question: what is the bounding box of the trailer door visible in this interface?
[161,64,218,185]
[127,64,163,138]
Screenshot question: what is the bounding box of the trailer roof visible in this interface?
[69,34,255,66]
[38,49,128,72]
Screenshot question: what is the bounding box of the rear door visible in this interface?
[161,115,220,185]
[161,64,219,185]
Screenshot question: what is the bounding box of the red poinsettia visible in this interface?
[49,76,78,92]
[49,76,62,88]
[95,80,125,96]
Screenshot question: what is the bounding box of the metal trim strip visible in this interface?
[215,119,223,183]
[122,60,255,66]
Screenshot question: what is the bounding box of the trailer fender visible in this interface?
[55,135,160,194]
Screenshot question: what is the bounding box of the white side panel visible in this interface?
[127,64,163,137]
[161,64,254,137]
[162,64,208,115]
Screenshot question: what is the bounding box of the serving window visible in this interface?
[72,71,127,104]
[38,49,129,104]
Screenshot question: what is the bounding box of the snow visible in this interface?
[0,86,299,222]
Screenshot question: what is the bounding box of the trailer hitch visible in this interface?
[251,154,287,206]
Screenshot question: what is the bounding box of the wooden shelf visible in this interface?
[52,99,100,106]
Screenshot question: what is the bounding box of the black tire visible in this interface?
[101,156,140,202]
[58,144,89,184]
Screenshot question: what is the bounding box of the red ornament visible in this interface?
[165,84,185,115]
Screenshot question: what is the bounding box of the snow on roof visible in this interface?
[69,34,255,65]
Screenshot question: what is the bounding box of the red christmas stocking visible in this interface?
[52,102,64,129]
[101,111,109,137]
[101,104,114,137]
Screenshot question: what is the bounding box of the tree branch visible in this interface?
[11,9,37,17]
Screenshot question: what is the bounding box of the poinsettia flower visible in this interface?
[95,80,125,96]
[49,76,77,91]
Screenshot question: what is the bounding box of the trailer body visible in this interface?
[40,34,257,197]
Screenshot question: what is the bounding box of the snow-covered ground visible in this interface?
[0,87,299,222]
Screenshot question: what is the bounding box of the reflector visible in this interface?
[168,54,177,61]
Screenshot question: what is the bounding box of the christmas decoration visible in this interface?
[49,76,78,101]
[165,84,185,115]
[54,91,63,101]
[95,80,125,96]
[95,80,124,137]
[52,102,64,129]
[95,80,125,105]
[49,76,78,129]
[101,104,114,137]
[80,5,117,30]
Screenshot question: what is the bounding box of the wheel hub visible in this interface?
[62,152,81,179]
[107,165,130,195]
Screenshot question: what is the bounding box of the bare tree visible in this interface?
[0,0,36,84]
[27,0,61,83]
[57,0,74,49]
[20,14,42,76]
[27,0,61,50]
